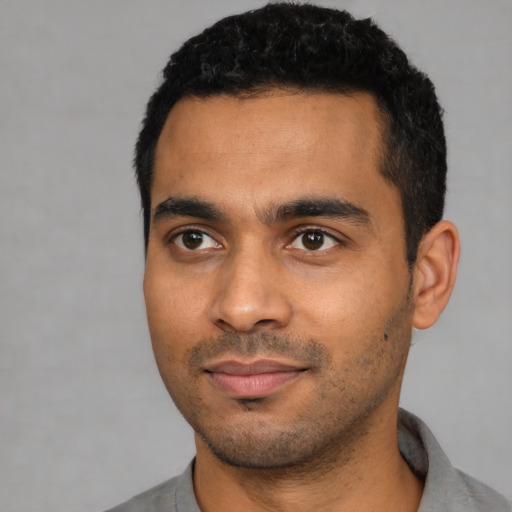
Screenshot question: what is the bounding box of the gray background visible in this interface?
[1,0,511,510]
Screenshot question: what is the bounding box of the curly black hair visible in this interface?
[135,2,446,264]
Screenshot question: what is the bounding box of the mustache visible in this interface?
[188,331,331,370]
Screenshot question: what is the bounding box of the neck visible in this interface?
[193,407,424,512]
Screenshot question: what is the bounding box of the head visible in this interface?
[135,2,447,265]
[138,3,459,472]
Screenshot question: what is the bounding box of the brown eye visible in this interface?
[301,231,325,250]
[290,230,338,251]
[182,231,203,249]
[174,230,220,251]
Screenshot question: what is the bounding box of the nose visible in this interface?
[209,248,293,333]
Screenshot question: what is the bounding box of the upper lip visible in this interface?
[204,359,307,375]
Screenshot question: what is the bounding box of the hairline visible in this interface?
[144,86,406,257]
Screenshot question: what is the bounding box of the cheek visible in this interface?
[293,266,408,355]
[144,270,210,356]
[144,276,201,395]
[294,271,378,328]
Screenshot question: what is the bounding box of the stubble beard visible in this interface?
[179,332,344,471]
[163,303,413,474]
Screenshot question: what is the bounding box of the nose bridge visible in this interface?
[209,240,292,332]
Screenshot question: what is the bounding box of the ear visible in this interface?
[412,220,460,330]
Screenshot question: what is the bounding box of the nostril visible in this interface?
[214,318,235,331]
[255,319,274,325]
[213,316,285,334]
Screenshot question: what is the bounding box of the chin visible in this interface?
[196,418,349,471]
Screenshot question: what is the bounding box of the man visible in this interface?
[107,3,510,511]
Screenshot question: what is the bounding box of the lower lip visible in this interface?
[209,371,301,398]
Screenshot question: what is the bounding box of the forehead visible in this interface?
[152,91,397,220]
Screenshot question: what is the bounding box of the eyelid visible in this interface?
[286,226,346,250]
[167,225,223,249]
[164,223,348,252]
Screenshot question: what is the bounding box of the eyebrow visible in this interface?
[153,197,225,223]
[152,195,370,227]
[260,197,371,227]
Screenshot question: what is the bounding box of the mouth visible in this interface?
[204,359,308,399]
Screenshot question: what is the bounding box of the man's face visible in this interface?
[144,92,414,468]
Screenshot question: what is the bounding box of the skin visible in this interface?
[144,91,460,512]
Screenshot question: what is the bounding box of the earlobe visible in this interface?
[412,221,460,330]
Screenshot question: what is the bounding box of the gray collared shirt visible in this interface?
[105,409,510,512]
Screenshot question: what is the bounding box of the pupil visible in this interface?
[183,231,203,249]
[303,232,324,250]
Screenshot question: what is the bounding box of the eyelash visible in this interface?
[168,226,220,250]
[168,225,344,253]
[287,227,344,251]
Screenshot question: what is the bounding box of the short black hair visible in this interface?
[135,2,446,264]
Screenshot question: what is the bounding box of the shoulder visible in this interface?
[452,469,511,512]
[103,476,180,512]
[398,409,511,512]
[103,462,198,512]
